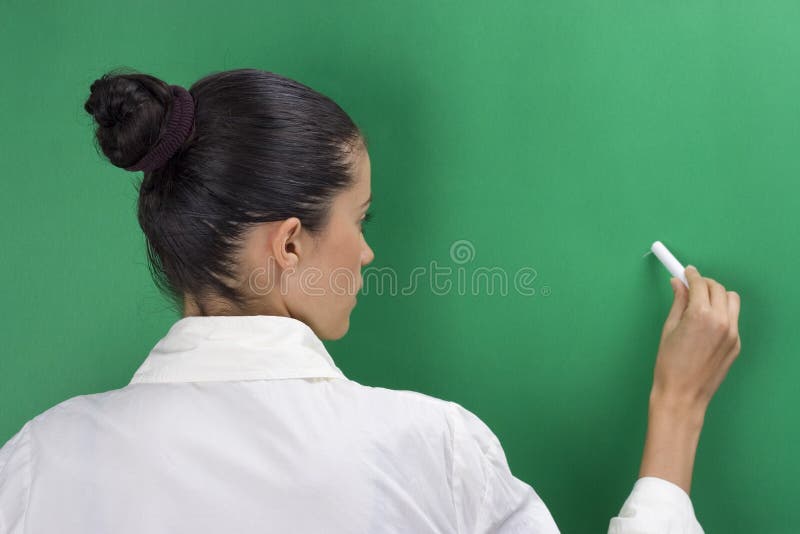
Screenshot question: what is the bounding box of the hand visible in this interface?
[637,265,742,495]
[651,265,742,413]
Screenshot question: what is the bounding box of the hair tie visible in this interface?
[125,85,195,172]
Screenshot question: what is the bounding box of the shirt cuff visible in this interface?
[608,477,705,534]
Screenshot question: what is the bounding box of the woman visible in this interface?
[0,68,741,533]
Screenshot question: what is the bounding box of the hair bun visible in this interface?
[84,71,172,170]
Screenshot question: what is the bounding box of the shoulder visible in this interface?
[336,378,497,448]
[339,378,468,417]
[0,419,33,533]
[2,386,133,450]
[0,420,31,477]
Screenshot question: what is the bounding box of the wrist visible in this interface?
[648,388,708,430]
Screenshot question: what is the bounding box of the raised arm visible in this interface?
[609,265,742,533]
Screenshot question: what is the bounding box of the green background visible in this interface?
[1,1,796,532]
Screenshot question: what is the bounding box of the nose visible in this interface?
[361,238,375,266]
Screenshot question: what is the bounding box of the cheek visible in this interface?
[332,236,363,292]
[311,240,356,294]
[328,234,362,265]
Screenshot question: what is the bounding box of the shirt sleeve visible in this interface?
[0,422,31,534]
[446,402,561,533]
[607,476,705,534]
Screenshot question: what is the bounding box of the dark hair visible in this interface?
[84,68,366,315]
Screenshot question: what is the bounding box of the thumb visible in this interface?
[663,277,688,332]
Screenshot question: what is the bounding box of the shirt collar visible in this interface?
[129,314,347,385]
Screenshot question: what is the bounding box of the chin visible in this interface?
[318,315,351,341]
[329,319,351,340]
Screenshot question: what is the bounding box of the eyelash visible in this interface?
[360,210,374,231]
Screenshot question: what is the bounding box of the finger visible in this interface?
[725,335,742,363]
[727,290,741,338]
[685,265,709,311]
[707,278,728,320]
[664,277,689,332]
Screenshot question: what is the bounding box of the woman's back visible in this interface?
[0,314,557,534]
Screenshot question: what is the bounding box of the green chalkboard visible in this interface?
[0,1,796,532]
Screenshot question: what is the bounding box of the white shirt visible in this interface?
[0,314,704,533]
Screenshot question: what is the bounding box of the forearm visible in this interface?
[638,391,706,495]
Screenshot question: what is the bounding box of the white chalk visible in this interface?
[651,241,690,288]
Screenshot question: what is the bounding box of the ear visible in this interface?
[271,217,304,270]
